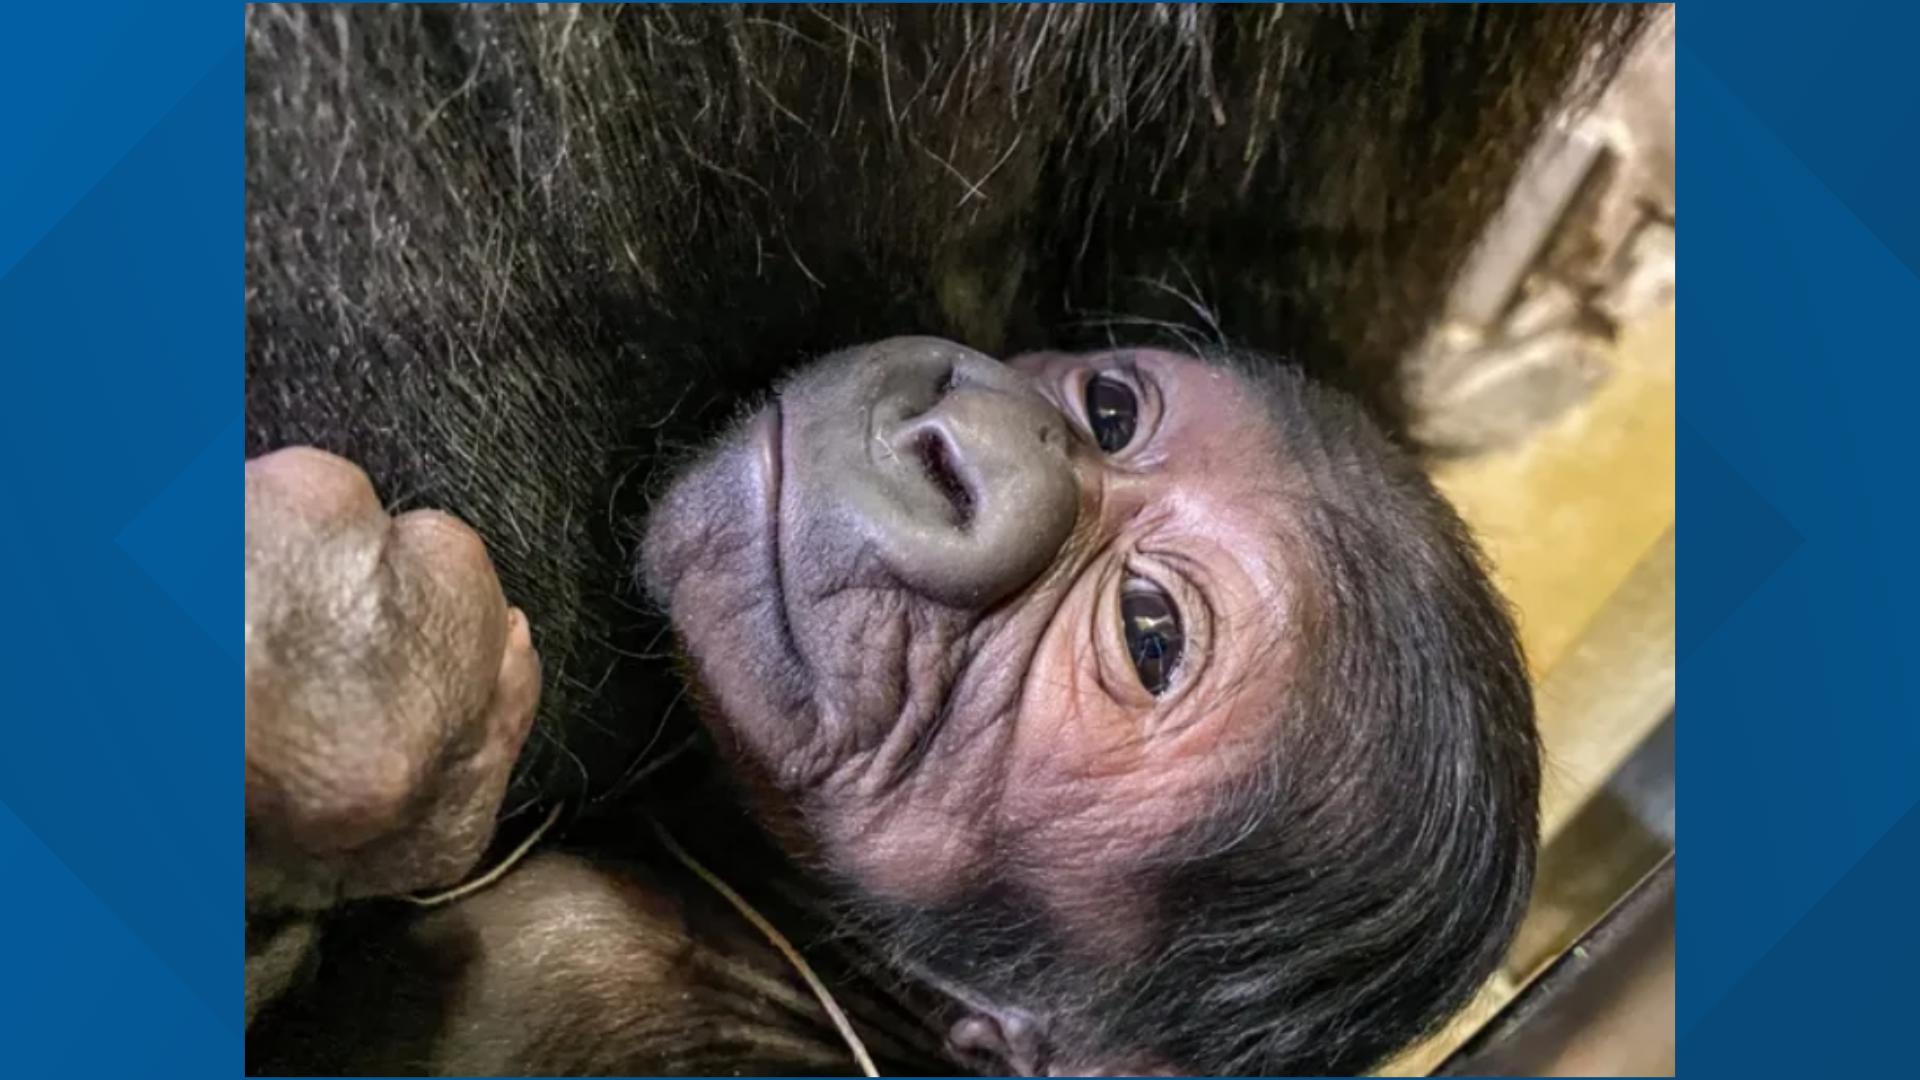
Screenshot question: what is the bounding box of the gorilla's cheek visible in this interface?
[641,404,966,793]
[641,410,827,778]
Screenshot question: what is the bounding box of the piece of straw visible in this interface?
[404,801,566,908]
[651,819,881,1078]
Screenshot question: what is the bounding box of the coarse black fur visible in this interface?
[245,5,1636,1074]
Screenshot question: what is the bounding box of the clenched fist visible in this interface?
[245,447,540,905]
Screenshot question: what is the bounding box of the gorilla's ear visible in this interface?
[945,1005,1176,1077]
[945,1005,1050,1076]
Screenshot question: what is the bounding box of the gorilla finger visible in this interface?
[341,609,542,898]
[382,507,516,736]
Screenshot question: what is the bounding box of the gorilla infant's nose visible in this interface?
[796,337,1078,609]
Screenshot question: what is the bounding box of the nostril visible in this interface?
[913,431,975,529]
[899,361,959,423]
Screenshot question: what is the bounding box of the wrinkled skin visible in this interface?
[644,339,1305,961]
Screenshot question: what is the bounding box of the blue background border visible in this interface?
[2,3,1914,1075]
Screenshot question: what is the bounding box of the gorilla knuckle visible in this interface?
[249,445,383,527]
[248,737,425,856]
[493,610,544,727]
[391,509,502,596]
[348,748,428,834]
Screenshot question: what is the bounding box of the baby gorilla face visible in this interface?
[644,338,1302,906]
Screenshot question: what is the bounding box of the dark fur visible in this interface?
[247,852,956,1076]
[246,4,1634,1074]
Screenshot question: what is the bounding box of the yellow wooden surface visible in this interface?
[1376,306,1676,1076]
[1431,307,1675,683]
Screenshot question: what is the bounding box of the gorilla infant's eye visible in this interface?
[1122,584,1185,696]
[1085,375,1139,453]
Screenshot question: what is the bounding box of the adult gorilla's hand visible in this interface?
[245,447,540,908]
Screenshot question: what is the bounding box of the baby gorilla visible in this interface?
[642,338,1538,1076]
[244,337,1532,1075]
